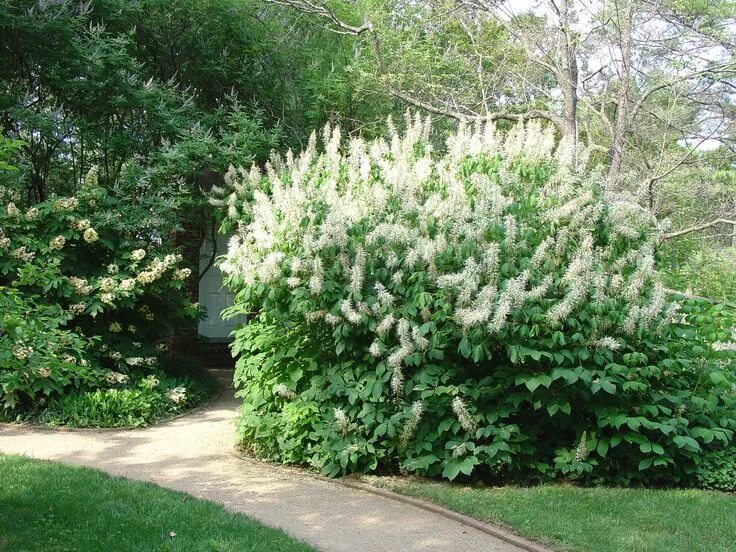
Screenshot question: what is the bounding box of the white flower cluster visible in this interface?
[68,276,92,296]
[400,400,424,445]
[168,386,187,404]
[136,253,180,284]
[49,235,66,250]
[11,344,33,360]
[131,249,146,261]
[217,114,668,400]
[140,375,160,389]
[333,407,352,437]
[55,197,78,211]
[173,268,191,280]
[71,219,91,231]
[5,202,20,218]
[83,228,99,243]
[275,383,296,399]
[0,227,10,249]
[105,371,129,385]
[36,367,52,378]
[11,245,34,262]
[451,396,477,433]
[139,305,155,321]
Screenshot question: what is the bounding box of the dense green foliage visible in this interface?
[373,477,736,552]
[222,120,736,484]
[0,455,315,552]
[696,447,736,492]
[37,372,209,428]
[0,175,202,417]
[0,0,390,205]
[1,288,93,410]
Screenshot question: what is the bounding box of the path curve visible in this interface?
[0,369,526,552]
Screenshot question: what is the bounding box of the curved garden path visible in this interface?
[0,369,534,552]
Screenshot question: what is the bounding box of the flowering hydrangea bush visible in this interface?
[218,115,736,483]
[0,288,93,411]
[0,169,200,415]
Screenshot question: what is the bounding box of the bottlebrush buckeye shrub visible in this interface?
[217,115,736,483]
[0,170,200,414]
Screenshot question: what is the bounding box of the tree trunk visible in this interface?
[607,0,633,188]
[557,0,579,147]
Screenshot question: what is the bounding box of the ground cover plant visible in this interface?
[218,116,736,485]
[0,455,315,552]
[0,169,207,423]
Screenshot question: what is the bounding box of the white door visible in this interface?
[198,233,244,340]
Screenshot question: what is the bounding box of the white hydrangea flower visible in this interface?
[131,249,146,261]
[72,219,91,231]
[5,202,20,218]
[11,246,34,262]
[83,228,99,243]
[120,278,135,291]
[55,197,78,210]
[49,235,66,250]
[173,268,191,280]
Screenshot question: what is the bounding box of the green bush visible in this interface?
[0,288,94,412]
[0,169,200,415]
[220,117,736,483]
[660,243,736,302]
[696,446,736,492]
[38,373,208,428]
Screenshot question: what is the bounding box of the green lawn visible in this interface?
[0,455,314,552]
[370,478,736,552]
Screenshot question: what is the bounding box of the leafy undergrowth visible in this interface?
[365,477,736,552]
[18,356,220,428]
[0,455,314,552]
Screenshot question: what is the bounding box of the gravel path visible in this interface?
[0,369,525,552]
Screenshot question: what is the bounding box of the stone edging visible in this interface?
[230,450,551,552]
[334,479,553,552]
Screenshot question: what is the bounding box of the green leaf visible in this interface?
[442,461,462,481]
[525,374,552,393]
[459,338,472,358]
[600,380,616,394]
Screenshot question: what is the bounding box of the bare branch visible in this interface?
[630,61,736,122]
[661,219,736,241]
[265,0,370,35]
[389,88,563,126]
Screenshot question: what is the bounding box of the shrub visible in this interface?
[0,288,94,412]
[696,446,736,492]
[219,116,736,483]
[38,372,208,428]
[0,169,200,414]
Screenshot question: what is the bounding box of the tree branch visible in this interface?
[661,219,736,241]
[268,0,564,129]
[389,88,563,125]
[630,61,736,122]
